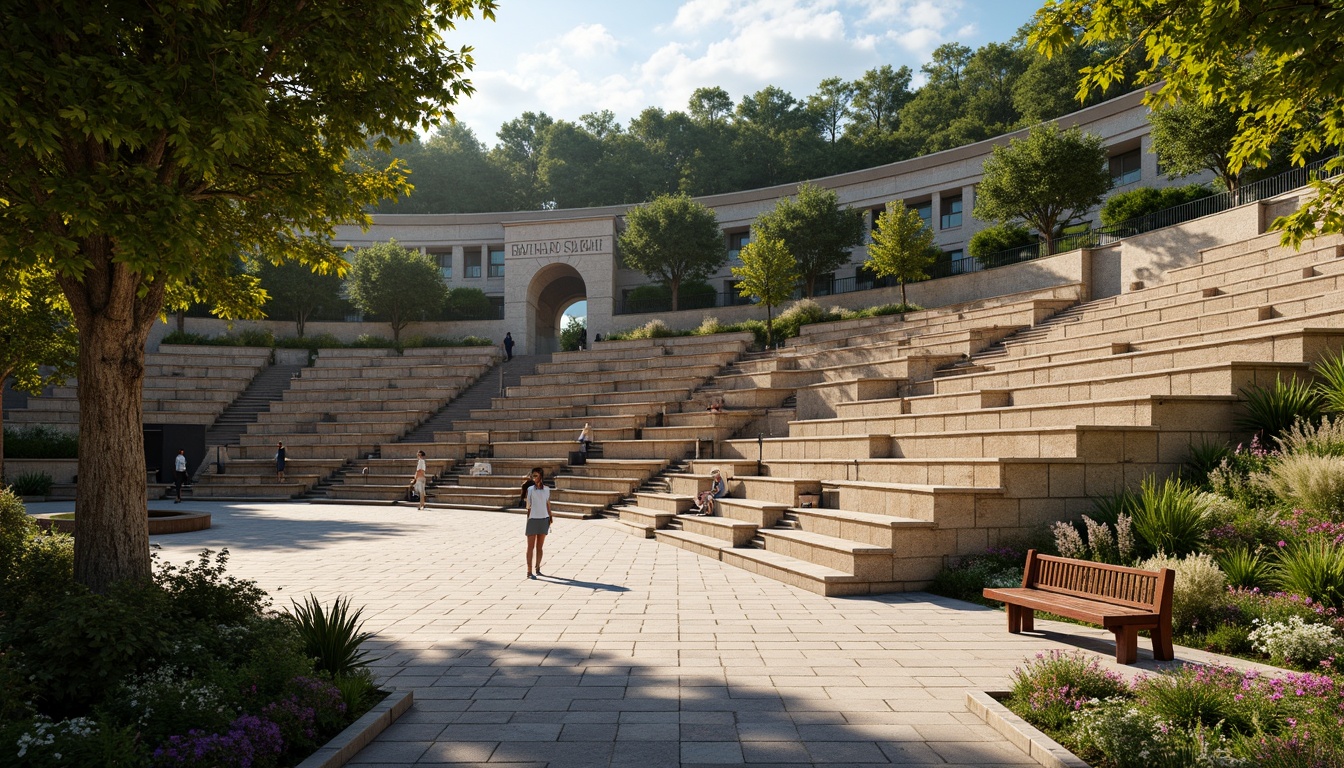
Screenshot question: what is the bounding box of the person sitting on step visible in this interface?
[693,468,727,516]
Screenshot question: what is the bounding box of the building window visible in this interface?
[488,247,505,278]
[727,231,750,261]
[489,296,505,318]
[465,248,482,279]
[940,196,963,229]
[726,279,753,305]
[1110,148,1142,186]
[912,201,933,230]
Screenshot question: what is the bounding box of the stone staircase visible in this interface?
[203,363,305,449]
[400,354,550,444]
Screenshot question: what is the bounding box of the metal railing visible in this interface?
[612,157,1339,315]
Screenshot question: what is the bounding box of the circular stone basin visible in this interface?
[34,509,211,535]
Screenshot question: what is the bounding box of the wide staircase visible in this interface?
[417,334,767,518]
[6,344,274,432]
[312,354,551,502]
[189,346,498,499]
[610,230,1344,596]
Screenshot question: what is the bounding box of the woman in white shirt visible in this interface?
[525,467,553,579]
[413,450,427,510]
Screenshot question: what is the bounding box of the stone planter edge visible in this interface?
[293,689,414,768]
[964,690,1090,768]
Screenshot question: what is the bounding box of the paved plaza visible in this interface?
[75,499,1206,767]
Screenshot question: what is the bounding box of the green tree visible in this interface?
[490,111,555,209]
[254,259,346,338]
[1030,0,1344,247]
[444,287,494,321]
[1148,101,1243,196]
[0,0,494,591]
[850,64,913,136]
[808,77,856,145]
[0,271,79,482]
[618,194,726,311]
[732,237,800,348]
[559,315,586,352]
[689,87,734,126]
[864,202,938,306]
[346,242,448,345]
[752,183,865,298]
[974,123,1111,254]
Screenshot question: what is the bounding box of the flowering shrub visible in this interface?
[1007,651,1128,731]
[1256,453,1344,516]
[927,546,1025,602]
[1007,657,1344,767]
[1053,514,1138,564]
[261,676,347,751]
[1140,552,1227,634]
[151,714,284,768]
[1249,616,1341,668]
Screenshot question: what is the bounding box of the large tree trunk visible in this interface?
[59,250,163,593]
[670,280,680,312]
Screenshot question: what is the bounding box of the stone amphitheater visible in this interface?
[10,184,1343,604]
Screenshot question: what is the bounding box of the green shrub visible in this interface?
[7,472,53,496]
[1181,439,1233,486]
[1237,375,1325,440]
[156,549,271,626]
[286,594,376,677]
[1099,183,1214,226]
[161,330,213,345]
[1198,622,1253,655]
[1315,347,1344,414]
[1007,650,1128,732]
[350,334,393,348]
[0,489,74,613]
[771,299,832,340]
[1140,552,1227,634]
[443,286,495,320]
[968,222,1036,261]
[1215,546,1272,589]
[332,668,379,713]
[1134,665,1261,733]
[1274,538,1344,608]
[845,302,921,318]
[235,328,275,347]
[3,425,78,459]
[1131,476,1212,557]
[607,319,689,341]
[1256,453,1344,514]
[928,550,1025,602]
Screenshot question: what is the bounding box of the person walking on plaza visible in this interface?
[275,441,287,482]
[502,332,515,361]
[412,450,427,510]
[173,449,188,503]
[525,467,552,579]
[576,422,593,454]
[694,467,727,516]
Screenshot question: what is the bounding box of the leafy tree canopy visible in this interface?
[0,0,496,591]
[751,183,866,298]
[618,194,726,311]
[864,202,938,306]
[253,258,346,338]
[1030,0,1344,246]
[0,270,79,482]
[732,237,800,348]
[346,241,449,344]
[973,123,1111,254]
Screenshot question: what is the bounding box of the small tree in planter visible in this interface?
[731,237,800,348]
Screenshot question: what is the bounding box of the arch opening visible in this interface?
[526,263,588,355]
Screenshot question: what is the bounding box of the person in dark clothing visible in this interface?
[579,327,587,350]
[502,332,515,361]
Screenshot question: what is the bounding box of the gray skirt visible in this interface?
[525,517,550,536]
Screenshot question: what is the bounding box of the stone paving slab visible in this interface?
[60,498,1243,767]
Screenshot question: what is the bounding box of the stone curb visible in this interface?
[295,690,414,768]
[964,691,1090,768]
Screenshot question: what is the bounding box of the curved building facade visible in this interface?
[333,88,1191,354]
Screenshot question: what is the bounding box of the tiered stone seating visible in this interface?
[424,335,756,515]
[7,345,273,429]
[192,347,496,498]
[628,230,1344,595]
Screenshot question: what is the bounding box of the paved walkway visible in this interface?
[107,500,1198,767]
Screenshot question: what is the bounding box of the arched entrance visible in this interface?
[526,263,587,354]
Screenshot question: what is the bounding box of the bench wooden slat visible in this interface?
[983,549,1174,664]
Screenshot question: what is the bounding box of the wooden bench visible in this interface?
[983,549,1175,664]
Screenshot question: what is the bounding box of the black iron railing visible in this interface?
[613,158,1340,315]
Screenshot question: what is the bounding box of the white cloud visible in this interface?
[448,0,1035,145]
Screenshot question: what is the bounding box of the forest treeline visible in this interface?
[360,34,1142,214]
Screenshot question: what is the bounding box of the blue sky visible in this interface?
[446,0,1048,147]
